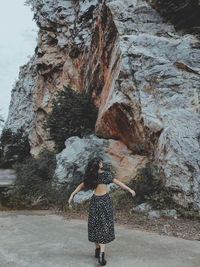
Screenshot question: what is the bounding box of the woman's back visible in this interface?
[94,184,107,196]
[94,171,114,196]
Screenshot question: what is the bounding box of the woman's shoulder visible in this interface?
[102,170,114,183]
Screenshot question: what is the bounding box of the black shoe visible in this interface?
[98,252,107,266]
[95,247,100,258]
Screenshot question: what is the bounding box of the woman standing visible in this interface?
[68,157,136,266]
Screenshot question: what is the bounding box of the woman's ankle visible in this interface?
[95,247,100,258]
[98,252,107,266]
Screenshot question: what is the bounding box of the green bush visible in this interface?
[1,149,57,209]
[45,85,98,152]
[0,128,30,168]
[108,163,184,221]
[130,163,164,201]
[1,148,87,211]
[145,187,175,210]
[110,189,135,212]
[110,163,170,211]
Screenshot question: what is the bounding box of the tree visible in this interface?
[0,127,30,168]
[45,85,98,152]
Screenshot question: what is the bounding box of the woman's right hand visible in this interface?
[68,194,74,204]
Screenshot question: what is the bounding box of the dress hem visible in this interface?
[88,237,115,244]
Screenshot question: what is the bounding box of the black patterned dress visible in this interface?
[88,171,115,244]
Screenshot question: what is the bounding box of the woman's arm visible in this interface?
[112,178,136,198]
[68,182,85,204]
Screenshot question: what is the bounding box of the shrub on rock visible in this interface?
[45,85,98,152]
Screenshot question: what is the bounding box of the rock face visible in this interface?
[4,0,200,209]
[5,56,37,134]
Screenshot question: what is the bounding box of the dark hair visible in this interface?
[83,157,102,190]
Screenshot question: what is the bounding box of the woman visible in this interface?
[68,157,136,266]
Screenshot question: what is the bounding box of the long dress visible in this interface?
[88,171,115,244]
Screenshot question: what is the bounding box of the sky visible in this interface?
[0,0,38,122]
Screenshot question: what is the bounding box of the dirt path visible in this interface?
[0,210,200,267]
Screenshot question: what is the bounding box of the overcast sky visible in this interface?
[0,0,37,121]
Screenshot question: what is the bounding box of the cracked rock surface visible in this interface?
[4,0,200,209]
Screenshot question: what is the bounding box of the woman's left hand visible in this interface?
[130,189,136,198]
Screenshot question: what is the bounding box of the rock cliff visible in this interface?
[5,0,200,209]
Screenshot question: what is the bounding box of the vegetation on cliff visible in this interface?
[151,0,200,35]
[110,163,166,210]
[0,128,30,168]
[45,85,98,152]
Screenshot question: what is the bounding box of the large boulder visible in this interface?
[53,134,148,202]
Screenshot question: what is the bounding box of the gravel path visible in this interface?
[0,210,200,267]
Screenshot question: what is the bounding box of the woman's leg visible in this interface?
[99,244,105,252]
[95,243,100,248]
[95,243,100,258]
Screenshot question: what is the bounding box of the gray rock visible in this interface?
[161,209,178,219]
[130,202,152,213]
[57,36,68,48]
[53,134,114,192]
[96,0,200,210]
[147,210,161,219]
[4,56,37,134]
[148,209,178,219]
[73,190,94,204]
